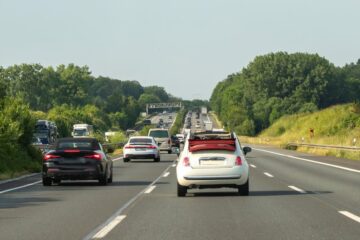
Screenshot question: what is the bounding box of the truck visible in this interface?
[204,120,213,131]
[72,124,94,138]
[34,120,58,144]
[201,106,207,115]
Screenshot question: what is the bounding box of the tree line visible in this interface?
[0,63,178,175]
[210,52,360,136]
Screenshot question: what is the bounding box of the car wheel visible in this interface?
[154,156,160,162]
[177,182,187,197]
[123,158,130,162]
[53,179,61,185]
[42,177,52,186]
[238,179,249,196]
[99,171,108,186]
[108,167,113,183]
[168,150,172,154]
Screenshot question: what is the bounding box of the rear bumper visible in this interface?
[177,166,249,187]
[125,154,156,159]
[42,164,102,180]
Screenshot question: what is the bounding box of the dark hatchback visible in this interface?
[42,138,113,186]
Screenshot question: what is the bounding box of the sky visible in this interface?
[0,0,359,100]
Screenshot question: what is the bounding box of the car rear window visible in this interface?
[149,130,169,138]
[56,140,100,150]
[129,138,152,144]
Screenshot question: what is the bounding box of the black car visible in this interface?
[171,135,180,148]
[42,138,113,186]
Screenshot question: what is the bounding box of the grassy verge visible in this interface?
[239,103,360,161]
[0,145,42,180]
[170,109,187,135]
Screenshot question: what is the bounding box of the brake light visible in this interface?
[84,154,102,161]
[64,149,80,153]
[147,145,157,149]
[43,154,61,161]
[235,156,242,166]
[183,157,190,167]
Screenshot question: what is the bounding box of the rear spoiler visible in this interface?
[188,139,236,152]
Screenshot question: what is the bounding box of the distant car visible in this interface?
[32,137,43,145]
[176,134,185,143]
[123,136,160,162]
[42,138,113,186]
[195,124,201,128]
[143,119,152,125]
[171,135,180,148]
[148,128,172,154]
[176,131,251,197]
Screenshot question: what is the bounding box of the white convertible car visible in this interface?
[176,131,251,197]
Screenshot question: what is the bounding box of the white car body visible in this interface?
[123,136,160,162]
[176,131,251,196]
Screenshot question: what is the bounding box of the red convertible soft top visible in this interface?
[188,139,236,152]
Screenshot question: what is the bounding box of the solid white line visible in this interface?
[339,211,360,223]
[163,172,170,177]
[250,164,256,168]
[0,173,40,185]
[288,185,306,194]
[253,148,360,174]
[92,215,126,239]
[144,185,156,194]
[0,180,42,194]
[264,172,274,178]
[172,163,176,167]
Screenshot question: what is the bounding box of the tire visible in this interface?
[99,171,108,186]
[238,179,249,196]
[177,182,187,197]
[108,167,113,183]
[42,177,52,186]
[168,150,172,154]
[53,179,61,185]
[154,156,160,162]
[123,158,130,162]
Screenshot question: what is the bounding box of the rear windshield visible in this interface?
[73,129,89,136]
[129,138,152,144]
[56,140,99,150]
[149,130,169,138]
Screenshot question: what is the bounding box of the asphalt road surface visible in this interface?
[1,145,359,240]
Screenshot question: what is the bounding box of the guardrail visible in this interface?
[287,142,360,151]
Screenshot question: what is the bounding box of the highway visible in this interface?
[1,143,359,239]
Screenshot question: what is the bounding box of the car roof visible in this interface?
[148,128,169,131]
[129,136,153,139]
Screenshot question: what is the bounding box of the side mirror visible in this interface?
[243,146,252,155]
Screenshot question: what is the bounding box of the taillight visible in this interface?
[84,154,102,161]
[124,145,135,149]
[183,157,190,167]
[147,145,157,149]
[235,156,242,166]
[43,154,61,161]
[64,149,80,153]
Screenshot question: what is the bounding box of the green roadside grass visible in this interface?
[239,103,360,161]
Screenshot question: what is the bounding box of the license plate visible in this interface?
[135,148,145,151]
[200,160,224,166]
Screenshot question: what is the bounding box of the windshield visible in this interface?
[73,129,89,136]
[56,140,99,150]
[129,138,152,144]
[149,130,169,138]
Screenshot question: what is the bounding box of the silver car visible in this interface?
[148,128,172,154]
[123,136,160,162]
